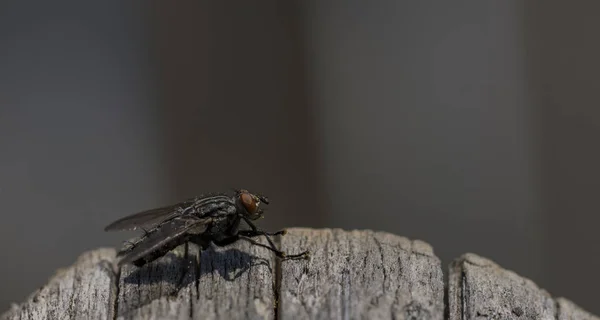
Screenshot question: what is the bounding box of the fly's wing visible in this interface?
[104,199,196,232]
[117,216,212,266]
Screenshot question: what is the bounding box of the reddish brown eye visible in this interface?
[240,192,258,214]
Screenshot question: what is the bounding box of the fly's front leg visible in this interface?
[237,229,309,260]
[241,215,285,248]
[240,216,309,259]
[240,216,290,247]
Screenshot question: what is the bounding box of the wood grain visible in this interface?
[1,248,117,320]
[2,228,598,320]
[447,253,600,320]
[116,238,276,320]
[278,228,445,319]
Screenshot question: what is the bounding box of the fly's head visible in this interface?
[236,189,269,220]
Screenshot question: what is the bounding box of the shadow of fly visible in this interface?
[104,189,309,267]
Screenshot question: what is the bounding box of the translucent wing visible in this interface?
[117,216,212,266]
[104,199,196,232]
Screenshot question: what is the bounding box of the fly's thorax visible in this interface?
[191,195,236,217]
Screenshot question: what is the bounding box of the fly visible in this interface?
[104,189,309,267]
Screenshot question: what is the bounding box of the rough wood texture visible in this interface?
[116,238,276,320]
[279,228,444,319]
[555,298,600,320]
[448,253,600,320]
[2,228,598,320]
[1,248,117,320]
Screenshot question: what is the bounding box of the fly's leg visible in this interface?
[240,216,287,248]
[213,234,308,260]
[269,230,287,236]
[189,235,209,248]
[210,236,239,247]
[238,230,287,238]
[240,231,309,260]
[241,229,287,236]
[240,216,309,259]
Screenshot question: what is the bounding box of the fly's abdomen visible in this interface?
[127,231,195,267]
[130,237,187,267]
[116,216,209,267]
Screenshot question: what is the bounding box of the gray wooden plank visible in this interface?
[448,253,556,320]
[556,298,600,320]
[115,237,276,320]
[192,237,276,320]
[278,228,444,320]
[6,229,599,320]
[116,243,196,320]
[1,248,117,320]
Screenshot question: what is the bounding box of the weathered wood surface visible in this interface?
[448,253,599,320]
[115,239,276,320]
[2,248,117,320]
[2,228,598,320]
[279,229,444,319]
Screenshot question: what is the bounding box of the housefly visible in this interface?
[104,189,309,267]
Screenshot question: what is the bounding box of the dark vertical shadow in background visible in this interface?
[148,1,325,230]
[525,1,600,313]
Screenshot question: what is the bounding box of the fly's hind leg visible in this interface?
[213,233,309,260]
[239,230,286,237]
[189,235,211,251]
[239,231,309,260]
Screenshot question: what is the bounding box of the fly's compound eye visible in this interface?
[240,191,260,214]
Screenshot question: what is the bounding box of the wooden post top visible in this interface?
[1,228,597,319]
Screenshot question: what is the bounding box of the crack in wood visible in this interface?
[111,262,121,320]
[274,235,282,320]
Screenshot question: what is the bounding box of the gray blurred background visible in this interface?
[1,0,599,314]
